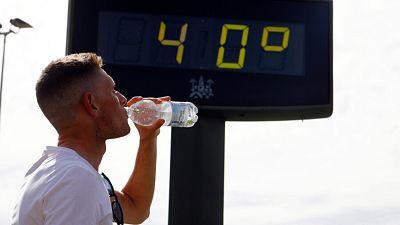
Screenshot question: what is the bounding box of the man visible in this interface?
[12,52,167,225]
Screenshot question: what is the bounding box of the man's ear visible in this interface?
[82,92,99,117]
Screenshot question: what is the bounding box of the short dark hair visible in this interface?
[36,52,103,127]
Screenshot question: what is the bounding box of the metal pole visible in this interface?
[169,115,225,225]
[0,32,9,132]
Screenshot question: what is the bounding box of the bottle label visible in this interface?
[170,102,188,127]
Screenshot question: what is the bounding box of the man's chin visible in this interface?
[106,126,131,140]
[120,126,131,137]
[124,126,131,136]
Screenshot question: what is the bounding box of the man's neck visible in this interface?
[58,136,106,171]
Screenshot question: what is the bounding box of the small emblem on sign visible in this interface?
[189,76,214,99]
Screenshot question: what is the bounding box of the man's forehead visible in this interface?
[98,69,115,86]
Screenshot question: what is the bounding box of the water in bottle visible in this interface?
[125,100,198,127]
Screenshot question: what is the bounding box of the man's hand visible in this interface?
[127,96,171,107]
[127,96,171,140]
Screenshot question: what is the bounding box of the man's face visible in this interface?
[94,69,130,140]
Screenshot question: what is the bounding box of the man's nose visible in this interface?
[118,92,127,106]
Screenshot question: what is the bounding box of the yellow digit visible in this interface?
[216,24,249,69]
[158,21,188,64]
[261,26,290,52]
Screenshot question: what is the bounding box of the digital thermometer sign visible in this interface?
[67,0,333,120]
[98,13,305,76]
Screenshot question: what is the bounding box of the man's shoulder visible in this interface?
[28,148,102,192]
[40,146,98,176]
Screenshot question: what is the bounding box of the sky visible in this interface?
[1,0,400,225]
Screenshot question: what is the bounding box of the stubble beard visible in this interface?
[96,113,131,140]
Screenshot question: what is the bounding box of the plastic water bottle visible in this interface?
[125,100,198,127]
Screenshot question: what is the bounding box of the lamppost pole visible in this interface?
[0,31,10,131]
[0,18,32,133]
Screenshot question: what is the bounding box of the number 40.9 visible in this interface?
[158,21,290,69]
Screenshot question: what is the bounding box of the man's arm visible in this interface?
[116,96,168,224]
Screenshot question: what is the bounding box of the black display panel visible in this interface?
[67,0,333,120]
[98,13,305,76]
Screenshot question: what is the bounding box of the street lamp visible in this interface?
[0,18,33,131]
